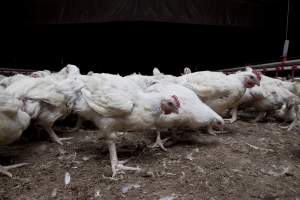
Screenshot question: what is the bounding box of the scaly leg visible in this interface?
[0,163,29,178]
[45,127,73,145]
[107,140,141,177]
[280,118,298,131]
[224,107,238,123]
[147,130,169,152]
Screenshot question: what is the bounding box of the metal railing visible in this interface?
[218,58,300,81]
[0,68,37,76]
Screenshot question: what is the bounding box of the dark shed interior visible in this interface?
[2,0,300,75]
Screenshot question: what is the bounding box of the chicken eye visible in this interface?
[250,76,254,79]
[167,102,174,106]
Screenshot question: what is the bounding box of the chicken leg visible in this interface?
[45,127,73,145]
[280,118,298,131]
[0,163,29,177]
[224,107,238,123]
[147,130,170,152]
[251,112,266,123]
[107,140,141,177]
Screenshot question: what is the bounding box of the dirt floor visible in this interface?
[1,119,300,200]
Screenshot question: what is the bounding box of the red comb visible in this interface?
[171,95,180,108]
[252,70,262,81]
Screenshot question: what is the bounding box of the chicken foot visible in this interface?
[0,163,29,177]
[108,140,141,177]
[147,130,170,152]
[45,127,73,145]
[224,107,238,123]
[280,118,298,131]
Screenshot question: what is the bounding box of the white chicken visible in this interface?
[182,67,192,75]
[0,92,31,177]
[4,74,83,145]
[124,73,159,90]
[0,75,6,83]
[275,95,300,131]
[174,67,261,124]
[125,69,225,146]
[238,84,285,122]
[260,75,300,97]
[73,73,224,176]
[30,70,51,78]
[146,79,224,149]
[149,67,261,125]
[0,74,29,90]
[30,64,80,81]
[248,74,300,125]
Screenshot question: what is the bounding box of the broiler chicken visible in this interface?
[182,67,192,75]
[0,92,31,177]
[260,74,300,97]
[175,67,261,125]
[275,95,300,131]
[147,67,261,125]
[73,73,224,176]
[238,84,285,122]
[4,73,83,145]
[125,70,224,148]
[261,75,300,129]
[145,79,224,150]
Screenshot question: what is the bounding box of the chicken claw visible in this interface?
[147,131,169,152]
[0,163,29,177]
[279,119,298,131]
[46,127,73,145]
[108,141,141,177]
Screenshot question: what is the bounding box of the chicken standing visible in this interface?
[0,92,31,177]
[4,73,83,145]
[73,73,223,176]
[173,68,261,124]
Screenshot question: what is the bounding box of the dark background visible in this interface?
[2,0,300,75]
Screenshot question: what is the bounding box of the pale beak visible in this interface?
[255,81,260,86]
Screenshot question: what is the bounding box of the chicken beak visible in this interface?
[174,108,179,114]
[255,81,260,86]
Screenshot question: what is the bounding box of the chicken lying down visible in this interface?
[5,75,84,145]
[252,74,300,127]
[238,83,286,122]
[73,73,223,176]
[124,73,159,91]
[0,92,31,177]
[30,64,80,81]
[275,96,300,131]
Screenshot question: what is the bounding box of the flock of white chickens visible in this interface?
[0,64,299,177]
